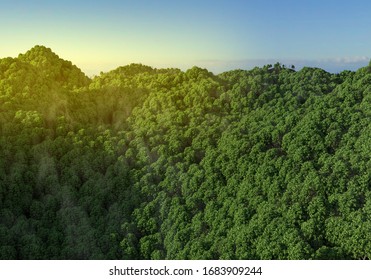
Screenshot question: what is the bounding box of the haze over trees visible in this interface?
[0,46,370,259]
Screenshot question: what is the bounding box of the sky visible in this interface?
[1,0,370,76]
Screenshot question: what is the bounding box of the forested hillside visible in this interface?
[0,46,370,259]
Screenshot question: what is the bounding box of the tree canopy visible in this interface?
[0,46,370,259]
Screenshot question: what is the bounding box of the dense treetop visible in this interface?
[0,46,370,259]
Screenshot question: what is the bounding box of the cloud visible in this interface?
[313,56,370,72]
[193,56,370,74]
[320,56,369,64]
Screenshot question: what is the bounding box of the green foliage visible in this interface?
[0,46,370,260]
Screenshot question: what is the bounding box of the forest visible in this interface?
[0,46,370,259]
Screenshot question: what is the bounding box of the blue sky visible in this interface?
[1,0,370,75]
